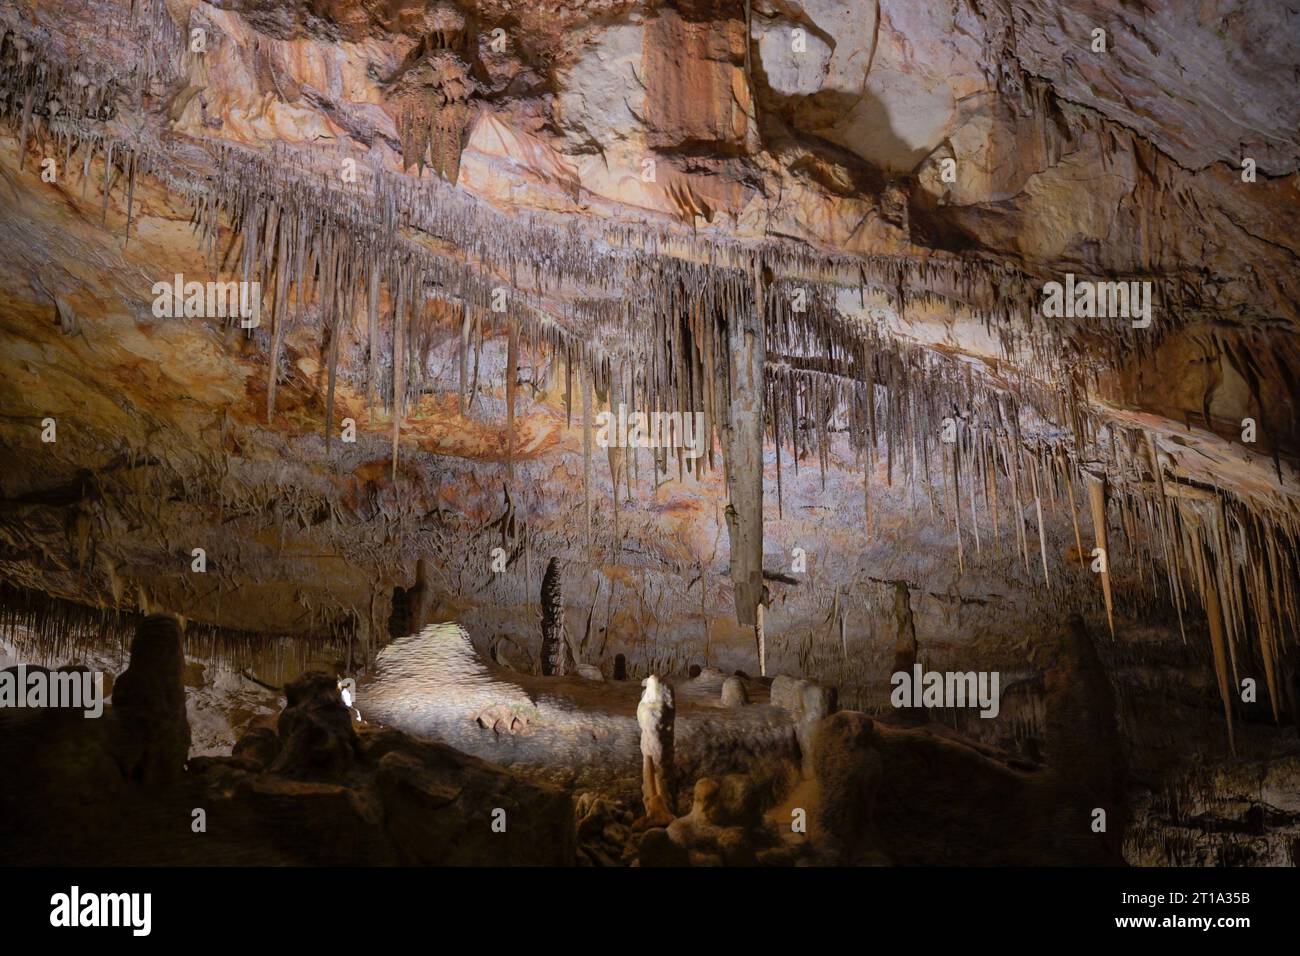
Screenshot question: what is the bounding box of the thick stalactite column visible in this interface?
[725,268,767,672]
[1083,470,1115,638]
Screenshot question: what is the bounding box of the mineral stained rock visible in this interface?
[0,0,1298,871]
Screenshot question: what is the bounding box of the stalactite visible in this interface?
[725,267,767,635]
[1006,438,1028,573]
[1,19,1297,752]
[1031,462,1050,589]
[605,385,624,550]
[773,381,784,519]
[99,141,113,227]
[367,264,381,416]
[968,431,981,556]
[986,433,999,542]
[1183,503,1236,753]
[582,352,593,550]
[1064,460,1085,570]
[625,360,637,499]
[952,438,964,575]
[123,151,136,244]
[562,345,573,430]
[1084,472,1116,639]
[505,315,518,483]
[323,249,348,452]
[391,267,407,482]
[863,452,873,543]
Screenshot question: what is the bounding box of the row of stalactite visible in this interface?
[0,15,1211,374]
[0,584,351,674]
[1,14,1296,743]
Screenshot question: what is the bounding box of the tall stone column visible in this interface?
[111,614,191,784]
[725,267,767,670]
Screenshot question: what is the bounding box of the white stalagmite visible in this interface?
[636,675,676,826]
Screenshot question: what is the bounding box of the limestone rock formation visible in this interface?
[376,744,574,866]
[540,556,569,676]
[0,0,1297,873]
[110,615,191,784]
[771,674,837,774]
[231,725,281,770]
[720,675,748,707]
[268,671,360,778]
[811,711,887,866]
[636,674,676,826]
[635,772,775,867]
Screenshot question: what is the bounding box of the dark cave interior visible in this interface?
[0,0,1298,873]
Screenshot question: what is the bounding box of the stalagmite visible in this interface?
[406,557,438,633]
[636,675,676,826]
[112,615,191,785]
[539,557,568,677]
[891,582,918,676]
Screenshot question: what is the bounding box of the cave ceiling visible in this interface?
[0,0,1297,740]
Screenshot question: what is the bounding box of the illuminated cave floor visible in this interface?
[361,624,799,797]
